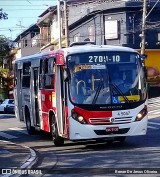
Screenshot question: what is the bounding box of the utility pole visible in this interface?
[140,0,147,55]
[57,0,62,49]
[64,0,69,47]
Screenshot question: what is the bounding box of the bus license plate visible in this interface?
[106,127,119,132]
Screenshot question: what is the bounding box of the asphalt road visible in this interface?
[0,98,160,177]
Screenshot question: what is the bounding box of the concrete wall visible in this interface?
[67,1,126,26]
[20,33,40,57]
[68,1,160,49]
[69,11,127,46]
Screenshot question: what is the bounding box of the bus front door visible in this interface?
[32,68,40,126]
[16,69,23,121]
[55,66,66,136]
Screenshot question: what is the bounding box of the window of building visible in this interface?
[24,39,28,47]
[158,33,160,41]
[31,32,36,38]
[105,20,118,40]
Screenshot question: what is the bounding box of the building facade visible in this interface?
[68,0,160,96]
[37,5,66,52]
[69,1,160,48]
[14,24,41,58]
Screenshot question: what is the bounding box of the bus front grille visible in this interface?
[89,117,132,125]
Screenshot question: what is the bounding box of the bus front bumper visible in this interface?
[69,116,148,140]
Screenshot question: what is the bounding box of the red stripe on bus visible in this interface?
[74,106,112,119]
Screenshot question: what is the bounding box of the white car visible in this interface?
[0,99,15,114]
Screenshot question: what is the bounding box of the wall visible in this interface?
[69,10,127,46]
[67,1,126,26]
[69,1,160,49]
[20,33,40,57]
[69,14,103,45]
[51,15,59,42]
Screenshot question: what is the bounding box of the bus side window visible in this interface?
[22,62,31,88]
[40,58,55,89]
[39,59,44,89]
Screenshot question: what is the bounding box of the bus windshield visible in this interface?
[67,52,147,105]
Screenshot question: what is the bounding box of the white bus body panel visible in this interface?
[69,103,148,140]
[14,62,23,121]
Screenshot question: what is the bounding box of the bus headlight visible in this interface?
[71,109,87,124]
[78,116,84,122]
[135,105,148,121]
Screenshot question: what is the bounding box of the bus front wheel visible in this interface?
[25,111,36,135]
[50,115,64,146]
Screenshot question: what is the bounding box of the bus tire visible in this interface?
[25,110,36,135]
[50,115,64,146]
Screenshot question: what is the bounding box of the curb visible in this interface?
[0,140,37,177]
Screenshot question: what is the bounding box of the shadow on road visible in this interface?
[0,114,15,119]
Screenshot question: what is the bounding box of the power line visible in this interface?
[1,5,52,6]
[0,0,54,2]
[26,0,32,4]
[3,9,49,11]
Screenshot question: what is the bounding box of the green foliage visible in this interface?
[0,35,14,92]
[0,9,8,20]
[0,35,10,57]
[0,67,9,78]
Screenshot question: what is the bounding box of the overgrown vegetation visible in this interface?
[0,35,14,98]
[0,8,8,20]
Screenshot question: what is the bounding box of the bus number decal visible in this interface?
[113,55,120,62]
[88,55,120,63]
[89,56,106,63]
[89,56,93,62]
[117,111,130,117]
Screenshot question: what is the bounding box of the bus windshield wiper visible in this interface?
[92,79,103,104]
[109,77,130,103]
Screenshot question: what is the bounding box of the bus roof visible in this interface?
[64,45,136,55]
[15,45,137,62]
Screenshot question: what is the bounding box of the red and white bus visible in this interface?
[14,44,148,146]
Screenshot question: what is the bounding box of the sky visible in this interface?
[0,0,57,40]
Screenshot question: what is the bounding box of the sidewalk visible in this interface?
[0,140,37,176]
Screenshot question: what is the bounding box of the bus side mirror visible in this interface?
[63,68,70,82]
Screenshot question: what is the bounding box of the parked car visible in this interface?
[0,99,15,114]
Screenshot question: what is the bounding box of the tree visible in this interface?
[0,8,8,20]
[0,35,14,99]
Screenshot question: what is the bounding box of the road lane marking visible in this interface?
[147,125,159,129]
[148,121,160,126]
[0,150,11,154]
[148,103,160,107]
[152,111,160,115]
[9,127,28,135]
[148,97,160,102]
[148,109,160,113]
[0,132,17,139]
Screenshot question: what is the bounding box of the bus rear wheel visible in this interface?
[50,115,64,146]
[25,110,36,135]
